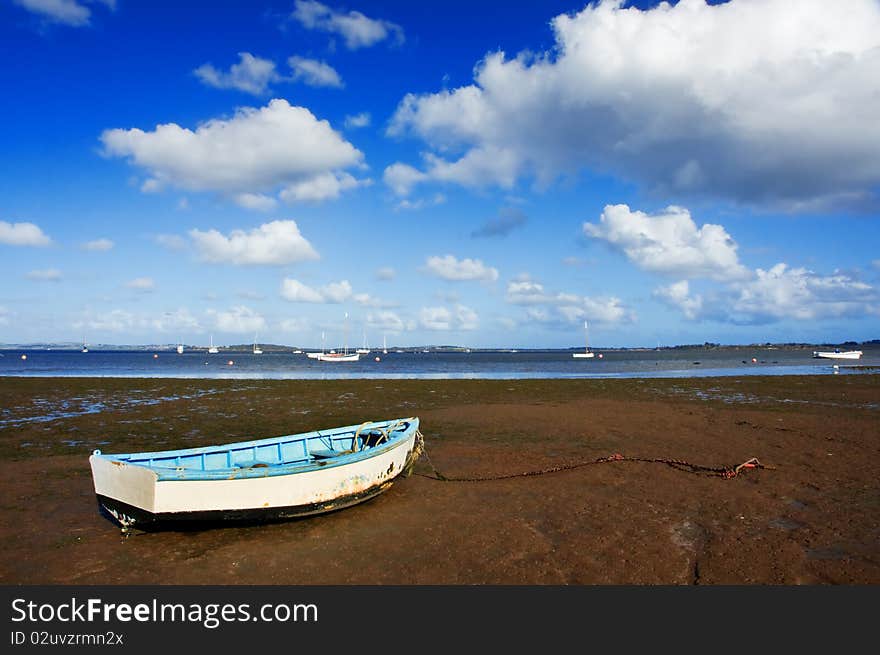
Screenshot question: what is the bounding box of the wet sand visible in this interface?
[0,375,878,584]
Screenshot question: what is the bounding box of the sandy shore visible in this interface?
[0,375,877,584]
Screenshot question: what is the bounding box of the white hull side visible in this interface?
[316,353,360,362]
[813,351,862,360]
[572,352,595,358]
[89,433,416,515]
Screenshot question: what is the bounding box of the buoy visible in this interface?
[375,356,380,362]
[598,353,603,359]
[227,360,234,366]
[153,354,158,359]
[751,358,757,363]
[21,354,27,360]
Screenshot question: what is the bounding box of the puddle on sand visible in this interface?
[806,547,849,560]
[769,517,805,531]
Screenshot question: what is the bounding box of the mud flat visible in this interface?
[0,375,878,584]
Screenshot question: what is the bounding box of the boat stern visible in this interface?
[89,451,159,525]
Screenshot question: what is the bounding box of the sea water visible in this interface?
[1,346,877,380]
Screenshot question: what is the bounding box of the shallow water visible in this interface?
[1,346,877,380]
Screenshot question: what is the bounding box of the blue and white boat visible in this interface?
[89,417,423,531]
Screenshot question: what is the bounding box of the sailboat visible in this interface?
[318,313,360,362]
[306,332,326,359]
[81,337,88,353]
[572,321,595,359]
[208,335,219,354]
[176,340,184,355]
[253,333,263,355]
[383,335,388,355]
[356,326,370,355]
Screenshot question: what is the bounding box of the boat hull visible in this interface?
[316,353,360,362]
[90,420,421,529]
[572,352,595,359]
[812,350,862,360]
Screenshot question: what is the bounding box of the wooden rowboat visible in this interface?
[89,417,423,531]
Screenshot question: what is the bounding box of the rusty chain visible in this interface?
[415,437,771,483]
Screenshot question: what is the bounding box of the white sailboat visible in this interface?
[81,337,88,353]
[253,333,263,355]
[208,335,219,354]
[356,326,370,355]
[318,313,360,362]
[306,332,325,359]
[573,321,595,359]
[176,340,184,355]
[383,335,388,355]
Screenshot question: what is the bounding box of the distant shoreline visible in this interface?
[1,341,877,354]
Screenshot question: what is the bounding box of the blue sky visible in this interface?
[1,0,878,349]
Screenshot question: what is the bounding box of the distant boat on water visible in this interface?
[253,333,263,355]
[319,313,359,362]
[81,337,88,353]
[383,335,388,355]
[573,321,595,359]
[316,351,360,362]
[176,339,184,355]
[306,332,326,359]
[208,335,219,354]
[812,349,862,360]
[356,326,370,355]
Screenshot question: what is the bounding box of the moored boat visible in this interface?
[316,351,360,362]
[89,417,423,530]
[812,349,862,360]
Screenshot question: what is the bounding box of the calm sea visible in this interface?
[1,346,877,379]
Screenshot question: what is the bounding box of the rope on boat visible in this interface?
[415,434,772,483]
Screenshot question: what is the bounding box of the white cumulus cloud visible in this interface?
[583,204,749,281]
[727,264,876,323]
[344,112,371,129]
[424,254,499,282]
[212,306,267,334]
[13,0,113,27]
[101,99,365,205]
[190,220,319,266]
[291,0,404,49]
[280,278,353,304]
[194,52,279,95]
[419,305,479,331]
[288,56,343,88]
[653,280,704,320]
[82,238,114,251]
[0,221,51,247]
[126,277,155,292]
[386,0,880,210]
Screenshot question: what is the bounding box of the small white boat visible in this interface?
[356,326,370,354]
[573,321,595,359]
[89,417,423,530]
[81,337,88,354]
[208,335,219,354]
[176,340,184,355]
[812,349,862,360]
[307,332,326,359]
[253,333,263,355]
[316,352,360,362]
[317,313,358,362]
[383,335,388,355]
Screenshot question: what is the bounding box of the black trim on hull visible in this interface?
[96,480,396,531]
